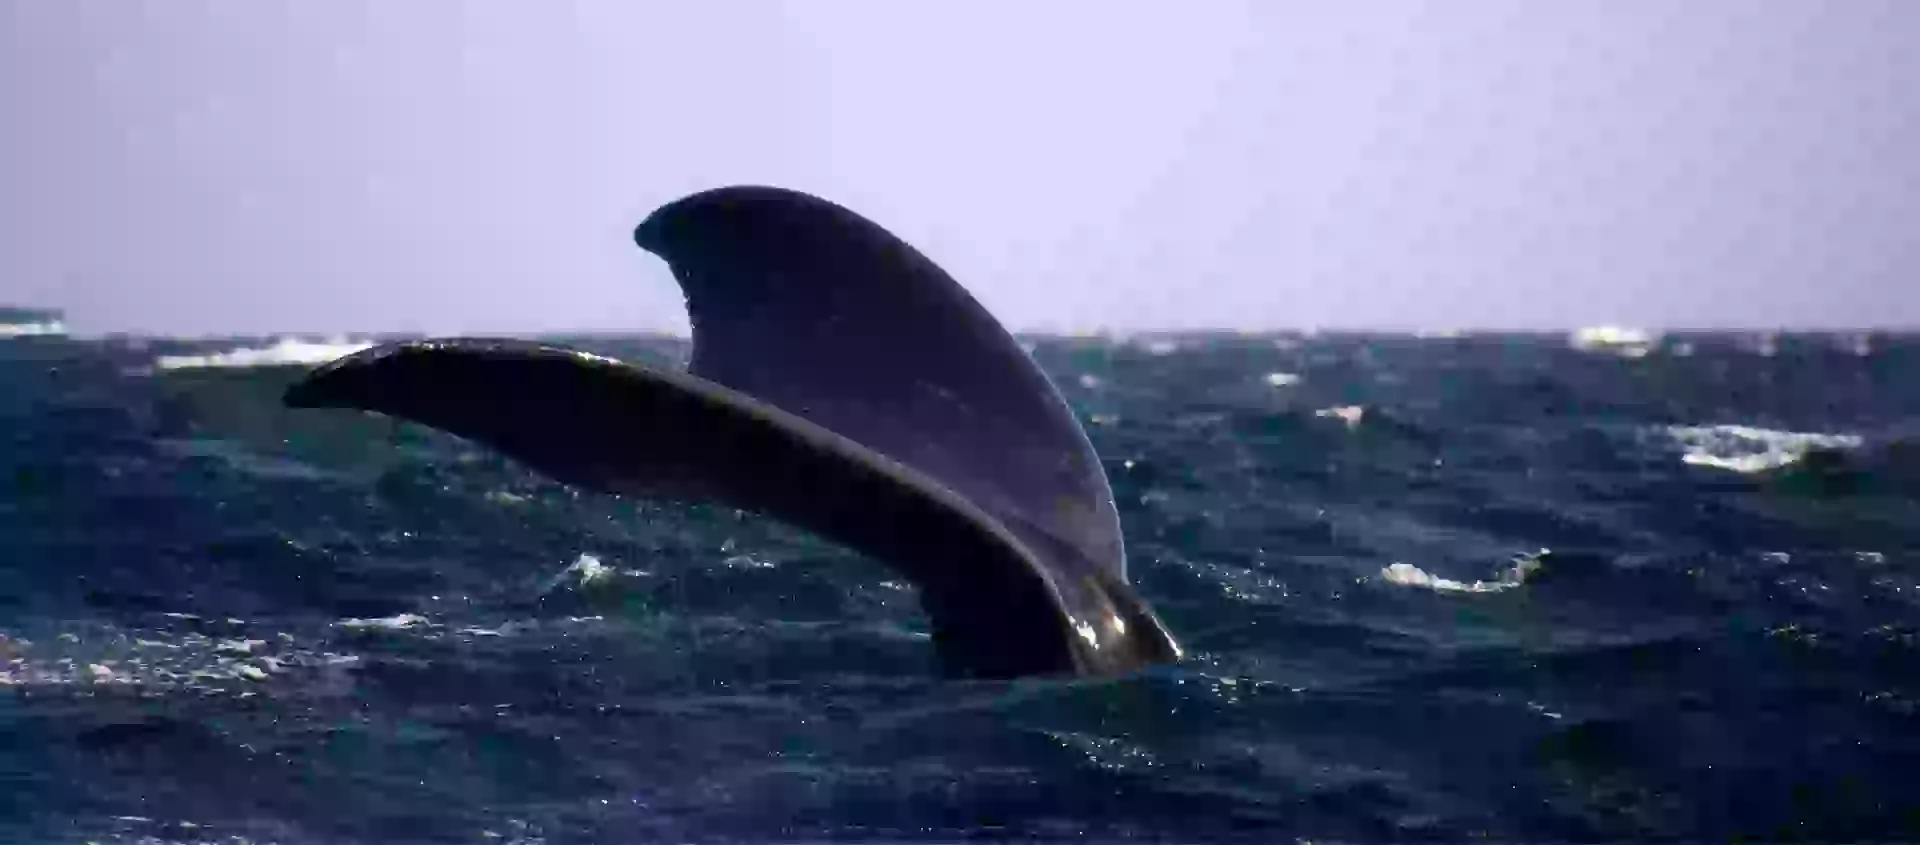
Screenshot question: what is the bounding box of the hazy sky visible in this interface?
[3,2,1915,335]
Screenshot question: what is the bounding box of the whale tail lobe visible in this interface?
[283,186,1181,679]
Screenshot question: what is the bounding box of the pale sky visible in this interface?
[2,2,1915,336]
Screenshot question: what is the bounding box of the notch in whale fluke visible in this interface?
[283,185,1181,680]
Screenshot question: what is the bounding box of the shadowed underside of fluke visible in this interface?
[282,185,1182,680]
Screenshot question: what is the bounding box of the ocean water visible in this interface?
[2,329,1917,843]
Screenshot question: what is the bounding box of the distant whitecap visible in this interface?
[153,336,375,370]
[0,319,67,338]
[1665,424,1862,473]
[1316,405,1365,429]
[1568,325,1658,358]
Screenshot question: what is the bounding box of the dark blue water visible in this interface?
[3,331,1918,843]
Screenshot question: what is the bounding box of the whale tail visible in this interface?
[283,186,1181,680]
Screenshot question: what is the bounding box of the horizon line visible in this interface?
[8,304,1920,339]
[14,324,1920,343]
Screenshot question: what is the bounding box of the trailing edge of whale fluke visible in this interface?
[282,185,1183,680]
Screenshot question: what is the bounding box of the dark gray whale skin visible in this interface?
[283,185,1182,680]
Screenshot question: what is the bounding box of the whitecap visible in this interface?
[1316,405,1365,429]
[1380,550,1545,595]
[1665,424,1862,473]
[152,336,372,370]
[536,552,647,596]
[1568,325,1658,358]
[0,319,67,338]
[334,612,431,631]
[0,623,360,692]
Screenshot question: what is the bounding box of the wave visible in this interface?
[1664,424,1863,474]
[1379,550,1546,594]
[0,306,67,338]
[0,620,361,693]
[1315,405,1365,429]
[151,337,372,371]
[0,319,67,338]
[1568,325,1658,358]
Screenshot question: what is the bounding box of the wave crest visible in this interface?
[152,337,372,371]
[1665,424,1862,474]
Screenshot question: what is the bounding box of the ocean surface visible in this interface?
[2,329,1917,843]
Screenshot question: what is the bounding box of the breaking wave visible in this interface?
[151,337,373,371]
[1665,424,1863,474]
[0,319,67,338]
[1569,325,1658,358]
[1379,550,1547,594]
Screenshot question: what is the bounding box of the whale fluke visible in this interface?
[283,186,1181,679]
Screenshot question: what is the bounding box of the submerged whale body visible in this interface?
[283,185,1182,680]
